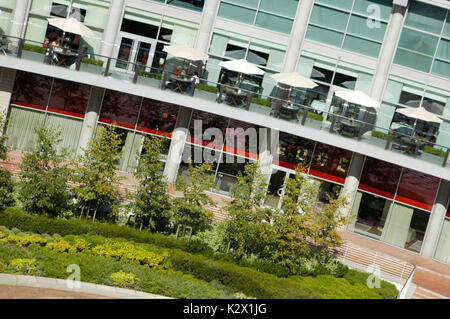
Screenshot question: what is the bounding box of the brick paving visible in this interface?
[0,285,116,299]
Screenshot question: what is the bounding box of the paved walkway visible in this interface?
[339,231,450,299]
[0,274,171,299]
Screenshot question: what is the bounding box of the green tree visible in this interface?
[18,126,72,217]
[0,112,15,209]
[223,161,274,259]
[129,135,171,232]
[171,161,215,233]
[73,125,124,221]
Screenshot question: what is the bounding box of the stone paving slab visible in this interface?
[0,274,172,299]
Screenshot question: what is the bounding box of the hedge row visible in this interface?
[0,241,233,298]
[0,208,193,251]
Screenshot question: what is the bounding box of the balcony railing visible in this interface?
[1,35,449,168]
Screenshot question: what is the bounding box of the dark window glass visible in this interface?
[178,144,218,181]
[158,26,173,42]
[11,71,51,110]
[215,155,252,193]
[51,2,68,18]
[309,142,352,184]
[332,72,357,88]
[99,90,141,129]
[311,66,334,83]
[69,7,86,22]
[399,91,421,106]
[47,79,89,117]
[406,209,430,253]
[275,132,315,170]
[359,157,402,199]
[120,18,159,39]
[396,168,440,211]
[189,110,228,148]
[224,119,263,159]
[137,98,178,135]
[354,192,391,239]
[317,180,342,204]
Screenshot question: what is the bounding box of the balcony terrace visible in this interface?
[1,35,449,181]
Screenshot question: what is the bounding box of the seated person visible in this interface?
[174,65,185,77]
[49,38,60,63]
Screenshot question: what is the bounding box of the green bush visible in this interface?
[9,258,38,275]
[7,234,47,247]
[0,242,233,298]
[343,269,398,299]
[195,83,218,93]
[0,170,15,209]
[81,57,104,67]
[423,145,446,157]
[168,250,322,299]
[110,271,138,288]
[138,70,162,80]
[251,97,272,107]
[371,130,390,140]
[23,43,46,54]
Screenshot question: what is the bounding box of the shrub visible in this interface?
[0,170,15,209]
[9,258,38,275]
[168,250,322,299]
[81,57,104,67]
[423,146,446,157]
[371,130,389,140]
[46,238,74,253]
[7,234,47,247]
[251,97,272,107]
[0,260,6,272]
[11,227,21,234]
[23,43,46,54]
[195,83,218,93]
[138,70,162,80]
[110,271,138,288]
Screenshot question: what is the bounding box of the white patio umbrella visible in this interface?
[270,72,318,89]
[334,90,381,109]
[218,59,265,76]
[162,44,209,61]
[396,106,443,124]
[47,17,94,37]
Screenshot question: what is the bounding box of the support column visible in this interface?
[0,68,17,132]
[369,1,408,101]
[421,180,450,259]
[194,0,220,53]
[8,0,31,38]
[99,0,125,59]
[76,86,105,156]
[259,128,279,185]
[163,106,192,183]
[282,0,314,73]
[339,153,365,224]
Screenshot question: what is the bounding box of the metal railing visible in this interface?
[1,34,449,168]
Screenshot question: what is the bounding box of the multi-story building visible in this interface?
[0,0,449,267]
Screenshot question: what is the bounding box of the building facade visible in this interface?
[0,0,450,265]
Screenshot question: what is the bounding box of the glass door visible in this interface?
[114,32,157,73]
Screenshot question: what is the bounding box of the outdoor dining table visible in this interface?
[339,119,363,138]
[170,74,192,93]
[279,102,300,120]
[224,86,249,109]
[52,47,78,67]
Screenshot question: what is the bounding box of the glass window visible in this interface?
[275,132,315,170]
[306,25,344,48]
[352,0,392,21]
[120,18,160,39]
[396,169,440,211]
[404,1,446,35]
[397,29,439,56]
[47,79,90,117]
[255,12,293,34]
[51,2,68,18]
[342,36,381,58]
[315,0,354,10]
[309,5,350,32]
[137,99,179,136]
[188,110,228,148]
[179,144,219,181]
[11,72,52,110]
[346,15,387,42]
[218,3,256,24]
[383,203,429,252]
[432,60,450,79]
[436,39,450,62]
[266,170,287,208]
[258,0,297,18]
[359,157,402,199]
[352,192,392,239]
[224,120,263,159]
[309,143,352,184]
[99,90,141,129]
[215,155,252,194]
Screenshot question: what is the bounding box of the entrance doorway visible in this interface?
[114,32,157,73]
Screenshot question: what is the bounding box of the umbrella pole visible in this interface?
[413,118,418,137]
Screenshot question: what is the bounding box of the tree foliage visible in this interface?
[0,112,15,209]
[18,126,72,217]
[129,135,171,232]
[171,161,215,233]
[73,125,124,220]
[223,161,273,259]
